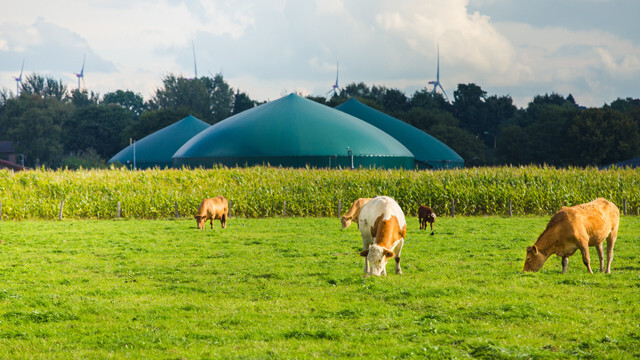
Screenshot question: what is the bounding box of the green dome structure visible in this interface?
[173,94,415,169]
[336,99,464,169]
[108,115,210,169]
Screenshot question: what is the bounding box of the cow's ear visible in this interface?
[527,245,538,255]
[360,249,369,257]
[383,249,395,258]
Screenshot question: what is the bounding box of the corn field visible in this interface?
[0,166,638,220]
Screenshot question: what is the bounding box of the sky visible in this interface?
[1,0,639,108]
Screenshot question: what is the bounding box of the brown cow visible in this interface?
[194,196,229,230]
[341,198,372,229]
[418,205,436,235]
[523,198,619,274]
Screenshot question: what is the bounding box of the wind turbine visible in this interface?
[74,54,86,90]
[326,62,340,96]
[192,40,198,79]
[13,59,24,96]
[427,46,448,101]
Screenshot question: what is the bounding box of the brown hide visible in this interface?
[341,198,372,229]
[195,196,229,229]
[523,198,619,274]
[365,214,407,256]
[418,205,435,231]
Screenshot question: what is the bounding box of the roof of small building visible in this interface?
[173,94,415,169]
[335,98,464,169]
[108,115,210,169]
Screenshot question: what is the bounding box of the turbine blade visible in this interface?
[192,40,198,78]
[438,83,448,100]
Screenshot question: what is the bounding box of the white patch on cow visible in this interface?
[366,244,389,276]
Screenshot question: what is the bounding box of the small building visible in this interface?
[335,99,464,169]
[108,115,210,169]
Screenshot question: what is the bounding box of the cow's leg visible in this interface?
[210,217,214,229]
[595,243,605,272]
[394,240,404,274]
[362,240,370,274]
[561,256,569,274]
[605,228,617,274]
[577,243,593,274]
[221,213,227,229]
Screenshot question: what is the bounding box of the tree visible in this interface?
[233,90,257,114]
[206,73,235,123]
[149,74,212,121]
[566,108,640,166]
[381,88,409,115]
[20,74,68,102]
[63,104,135,159]
[453,83,487,136]
[102,90,146,118]
[0,95,72,166]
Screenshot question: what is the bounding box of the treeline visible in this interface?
[311,83,640,167]
[0,73,258,168]
[1,74,639,168]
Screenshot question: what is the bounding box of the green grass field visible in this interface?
[1,216,639,359]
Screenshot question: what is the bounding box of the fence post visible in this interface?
[117,201,121,218]
[175,202,179,219]
[58,200,64,220]
[508,199,512,217]
[0,201,2,221]
[229,199,232,217]
[450,199,455,218]
[337,199,342,218]
[623,199,627,216]
[283,200,287,217]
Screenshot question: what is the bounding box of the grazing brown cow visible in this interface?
[418,205,436,235]
[341,198,372,229]
[523,198,619,274]
[358,196,406,276]
[195,196,229,230]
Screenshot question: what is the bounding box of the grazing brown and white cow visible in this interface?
[418,205,436,235]
[341,198,372,229]
[195,196,229,230]
[358,196,407,276]
[523,198,619,274]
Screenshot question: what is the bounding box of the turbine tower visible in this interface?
[428,46,448,101]
[74,54,86,90]
[326,62,340,96]
[13,59,24,96]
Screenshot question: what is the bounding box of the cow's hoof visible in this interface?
[430,231,434,236]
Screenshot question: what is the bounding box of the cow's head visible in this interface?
[523,245,546,272]
[340,216,352,229]
[429,213,436,223]
[360,244,394,276]
[194,215,206,229]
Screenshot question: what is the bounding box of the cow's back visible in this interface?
[359,196,406,244]
[198,196,228,217]
[565,198,619,243]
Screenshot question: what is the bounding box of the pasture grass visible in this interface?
[0,216,639,359]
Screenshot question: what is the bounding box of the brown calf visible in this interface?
[418,205,436,235]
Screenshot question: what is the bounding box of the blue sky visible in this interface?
[1,0,638,108]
